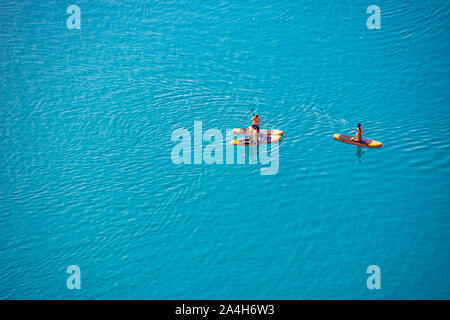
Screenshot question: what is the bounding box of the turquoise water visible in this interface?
[0,0,449,299]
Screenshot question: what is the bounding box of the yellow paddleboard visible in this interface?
[233,128,284,136]
[231,134,282,145]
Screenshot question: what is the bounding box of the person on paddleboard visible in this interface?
[250,114,260,134]
[247,114,260,144]
[351,123,365,143]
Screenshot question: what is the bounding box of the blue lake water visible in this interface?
[0,0,449,299]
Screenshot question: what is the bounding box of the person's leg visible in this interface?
[249,127,258,144]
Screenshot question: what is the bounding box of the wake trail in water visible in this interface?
[301,105,354,134]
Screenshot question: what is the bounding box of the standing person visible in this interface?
[248,114,260,144]
[250,114,260,134]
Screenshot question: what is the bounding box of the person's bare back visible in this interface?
[248,114,260,143]
[250,114,260,132]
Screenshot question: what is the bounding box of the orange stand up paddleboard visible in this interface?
[333,134,382,147]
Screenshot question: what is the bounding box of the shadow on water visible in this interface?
[356,146,364,163]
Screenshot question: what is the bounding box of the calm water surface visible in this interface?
[0,0,449,299]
